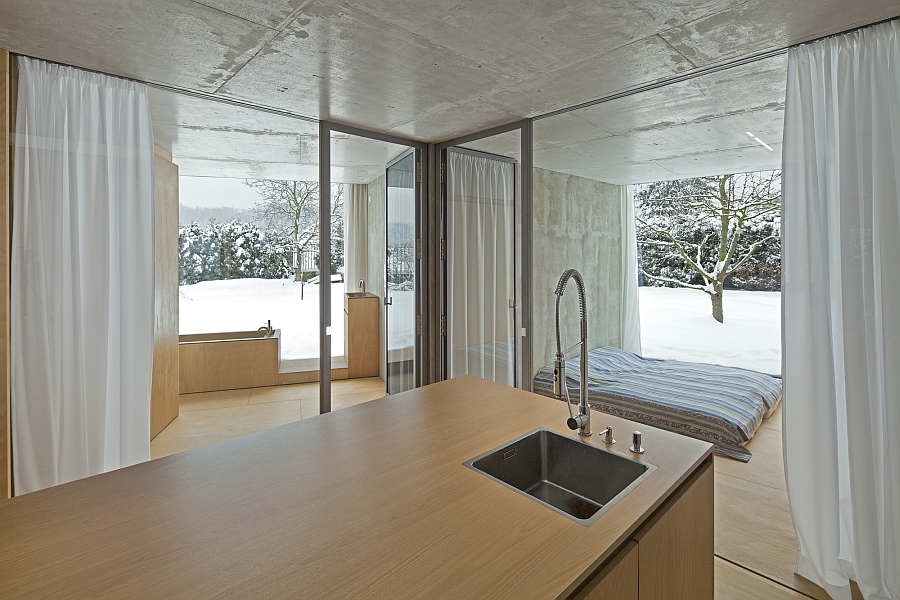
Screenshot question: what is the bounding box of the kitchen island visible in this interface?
[0,376,713,599]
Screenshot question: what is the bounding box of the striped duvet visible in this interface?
[533,346,782,461]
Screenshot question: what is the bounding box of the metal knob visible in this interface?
[630,431,644,454]
[601,426,616,445]
[567,413,589,431]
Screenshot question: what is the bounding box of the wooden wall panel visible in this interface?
[150,146,179,440]
[179,336,279,394]
[634,458,715,600]
[573,541,639,600]
[1,50,11,498]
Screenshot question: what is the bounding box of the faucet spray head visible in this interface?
[553,355,566,398]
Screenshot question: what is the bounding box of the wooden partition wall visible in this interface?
[1,50,12,499]
[151,146,179,440]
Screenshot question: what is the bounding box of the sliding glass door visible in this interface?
[445,148,517,387]
[385,150,418,395]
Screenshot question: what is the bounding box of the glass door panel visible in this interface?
[446,148,517,387]
[385,151,417,394]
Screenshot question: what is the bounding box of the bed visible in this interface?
[533,346,782,461]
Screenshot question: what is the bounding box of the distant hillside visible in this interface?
[179,205,257,227]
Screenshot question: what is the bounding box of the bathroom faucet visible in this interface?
[553,269,591,436]
[358,279,366,296]
[258,320,274,337]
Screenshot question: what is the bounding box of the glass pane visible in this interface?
[330,132,411,403]
[385,151,417,394]
[446,149,517,387]
[145,85,321,454]
[532,54,786,381]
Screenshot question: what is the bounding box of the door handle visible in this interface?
[385,296,393,306]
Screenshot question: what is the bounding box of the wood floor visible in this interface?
[152,386,833,599]
[151,377,386,460]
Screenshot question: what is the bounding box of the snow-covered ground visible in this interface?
[639,287,781,375]
[179,279,346,360]
[180,279,781,374]
[180,278,416,361]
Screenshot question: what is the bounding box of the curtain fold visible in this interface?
[447,151,516,387]
[782,20,900,600]
[11,57,156,494]
[620,185,642,354]
[344,183,368,293]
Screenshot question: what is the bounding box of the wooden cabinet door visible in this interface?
[633,459,714,600]
[573,541,639,600]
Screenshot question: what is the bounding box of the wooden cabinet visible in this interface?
[345,294,379,378]
[572,458,713,600]
[574,541,639,600]
[633,459,714,600]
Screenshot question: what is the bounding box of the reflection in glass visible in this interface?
[385,151,417,394]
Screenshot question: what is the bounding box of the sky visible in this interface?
[179,176,264,209]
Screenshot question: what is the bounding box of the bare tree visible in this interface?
[636,171,780,323]
[245,180,344,281]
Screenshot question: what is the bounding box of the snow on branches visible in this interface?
[635,171,781,322]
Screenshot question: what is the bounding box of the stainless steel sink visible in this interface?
[464,428,657,526]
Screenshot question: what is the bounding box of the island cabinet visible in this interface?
[573,459,714,600]
[0,376,715,599]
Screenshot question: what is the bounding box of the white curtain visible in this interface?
[782,21,900,600]
[447,150,516,387]
[344,183,368,293]
[12,57,156,495]
[620,185,642,354]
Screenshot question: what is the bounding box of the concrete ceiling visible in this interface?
[533,53,787,184]
[149,85,409,182]
[1,0,896,183]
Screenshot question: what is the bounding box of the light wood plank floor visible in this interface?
[153,386,838,599]
[151,377,386,460]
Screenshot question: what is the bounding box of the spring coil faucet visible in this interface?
[553,269,591,436]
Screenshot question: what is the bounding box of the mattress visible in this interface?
[533,346,782,461]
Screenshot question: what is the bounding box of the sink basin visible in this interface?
[345,292,374,298]
[464,428,657,526]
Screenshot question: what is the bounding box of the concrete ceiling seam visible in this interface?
[208,0,318,95]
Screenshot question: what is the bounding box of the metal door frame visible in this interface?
[435,120,534,391]
[318,122,428,413]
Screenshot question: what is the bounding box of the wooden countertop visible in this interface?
[0,376,712,598]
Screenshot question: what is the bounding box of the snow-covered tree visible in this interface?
[245,180,344,281]
[178,220,294,284]
[635,171,781,323]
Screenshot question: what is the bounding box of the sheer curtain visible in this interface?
[620,185,642,354]
[782,21,899,600]
[12,57,156,494]
[344,183,368,293]
[447,150,516,387]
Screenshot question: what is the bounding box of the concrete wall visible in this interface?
[532,167,623,379]
[366,174,386,381]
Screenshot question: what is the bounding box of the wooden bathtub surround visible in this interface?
[0,376,712,598]
[150,146,179,440]
[345,292,379,378]
[179,330,280,394]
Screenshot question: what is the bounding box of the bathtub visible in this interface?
[179,329,281,394]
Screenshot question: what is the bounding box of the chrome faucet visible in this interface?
[358,279,366,296]
[258,320,274,337]
[553,269,591,436]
